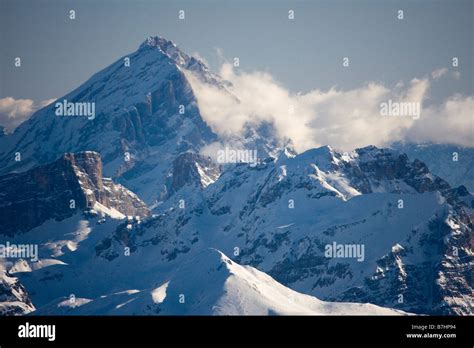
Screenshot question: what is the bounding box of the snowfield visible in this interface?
[0,36,471,317]
[34,249,407,315]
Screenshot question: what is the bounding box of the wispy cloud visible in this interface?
[406,94,473,147]
[0,97,55,133]
[190,51,210,67]
[431,68,448,80]
[186,62,473,152]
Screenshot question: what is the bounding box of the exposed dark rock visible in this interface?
[0,152,149,236]
[171,152,221,192]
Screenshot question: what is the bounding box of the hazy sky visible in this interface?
[1,0,472,102]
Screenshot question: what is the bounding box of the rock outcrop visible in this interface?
[0,152,149,236]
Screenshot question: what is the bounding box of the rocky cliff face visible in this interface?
[171,152,221,192]
[0,35,471,316]
[392,142,474,193]
[91,145,473,315]
[335,207,473,315]
[0,152,149,236]
[0,37,224,205]
[0,273,35,315]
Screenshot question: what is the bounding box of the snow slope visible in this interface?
[0,36,222,204]
[34,249,405,315]
[87,145,472,315]
[0,36,287,205]
[6,145,469,315]
[0,35,471,317]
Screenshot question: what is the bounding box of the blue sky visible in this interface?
[0,0,472,148]
[1,0,472,101]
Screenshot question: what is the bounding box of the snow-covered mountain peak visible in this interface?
[31,248,407,315]
[138,35,221,85]
[295,145,342,171]
[353,145,403,163]
[179,248,235,275]
[1,34,471,318]
[139,35,188,66]
[140,35,176,49]
[0,35,224,204]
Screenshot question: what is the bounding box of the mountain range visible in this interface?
[0,36,472,316]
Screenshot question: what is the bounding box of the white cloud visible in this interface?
[406,95,474,146]
[431,68,448,80]
[190,51,209,67]
[185,63,473,152]
[0,97,55,133]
